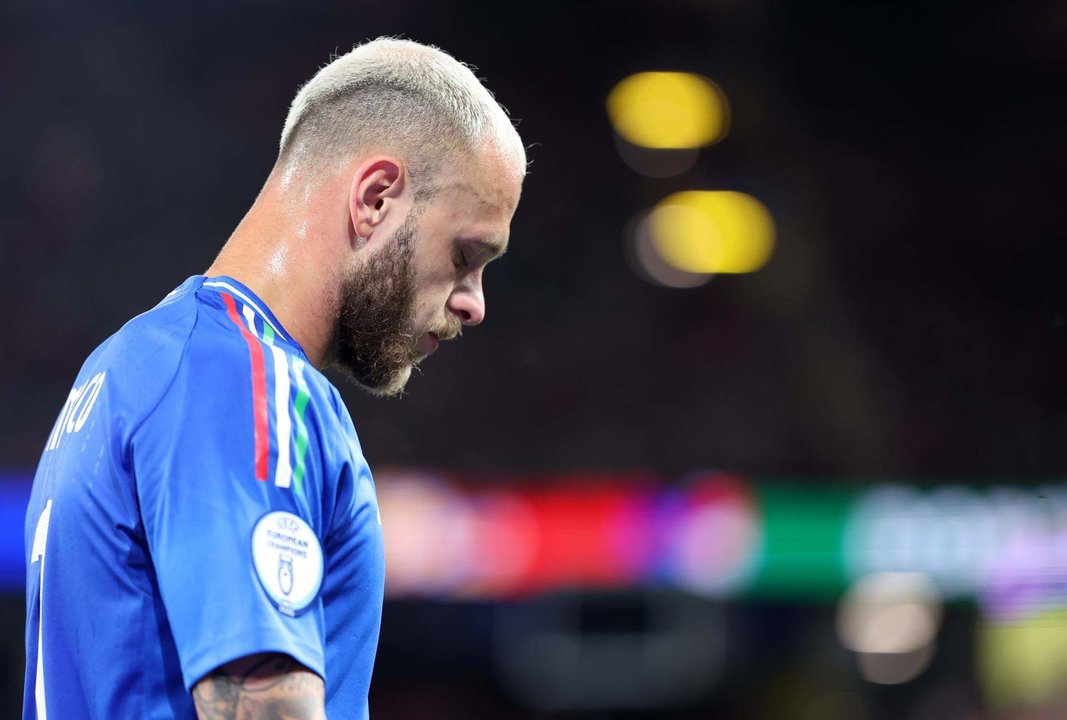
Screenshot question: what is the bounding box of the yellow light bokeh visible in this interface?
[625,211,713,288]
[606,72,729,149]
[979,609,1067,711]
[648,191,775,274]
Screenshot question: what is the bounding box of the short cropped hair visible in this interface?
[278,37,526,194]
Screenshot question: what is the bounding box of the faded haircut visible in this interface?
[277,37,526,196]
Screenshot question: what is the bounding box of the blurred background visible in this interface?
[2,0,1067,717]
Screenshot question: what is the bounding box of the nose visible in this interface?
[447,278,485,327]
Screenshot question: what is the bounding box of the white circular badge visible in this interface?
[250,511,324,616]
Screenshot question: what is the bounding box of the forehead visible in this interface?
[420,147,523,243]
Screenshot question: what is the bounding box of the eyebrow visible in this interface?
[469,238,508,261]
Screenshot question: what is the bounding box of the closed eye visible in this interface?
[456,238,507,270]
[452,248,470,270]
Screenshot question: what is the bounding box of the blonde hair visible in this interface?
[278,37,525,193]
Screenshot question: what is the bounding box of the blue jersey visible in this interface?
[23,275,385,719]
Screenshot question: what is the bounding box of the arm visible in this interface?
[192,653,327,720]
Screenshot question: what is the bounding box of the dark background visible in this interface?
[2,1,1066,718]
[5,0,1066,479]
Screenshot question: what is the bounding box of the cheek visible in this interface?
[412,268,456,318]
[410,289,449,330]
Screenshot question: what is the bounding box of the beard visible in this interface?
[331,214,419,397]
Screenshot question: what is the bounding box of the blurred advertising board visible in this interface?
[1,471,1064,606]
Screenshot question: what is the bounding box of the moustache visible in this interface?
[430,316,463,343]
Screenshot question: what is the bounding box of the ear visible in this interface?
[349,156,407,245]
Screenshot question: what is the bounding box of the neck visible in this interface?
[205,178,344,368]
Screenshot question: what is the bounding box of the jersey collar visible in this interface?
[198,275,307,357]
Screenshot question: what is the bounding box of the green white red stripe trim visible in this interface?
[290,358,312,496]
[241,305,258,336]
[270,345,293,489]
[221,292,270,481]
[204,280,286,339]
[216,287,313,494]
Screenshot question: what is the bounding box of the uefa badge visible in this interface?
[278,554,294,596]
[251,511,323,616]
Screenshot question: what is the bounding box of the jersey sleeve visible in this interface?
[131,309,329,692]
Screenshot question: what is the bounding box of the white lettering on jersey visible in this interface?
[47,372,106,451]
[31,499,53,719]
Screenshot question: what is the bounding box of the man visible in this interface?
[22,37,526,719]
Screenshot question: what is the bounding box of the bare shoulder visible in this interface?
[192,653,326,720]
